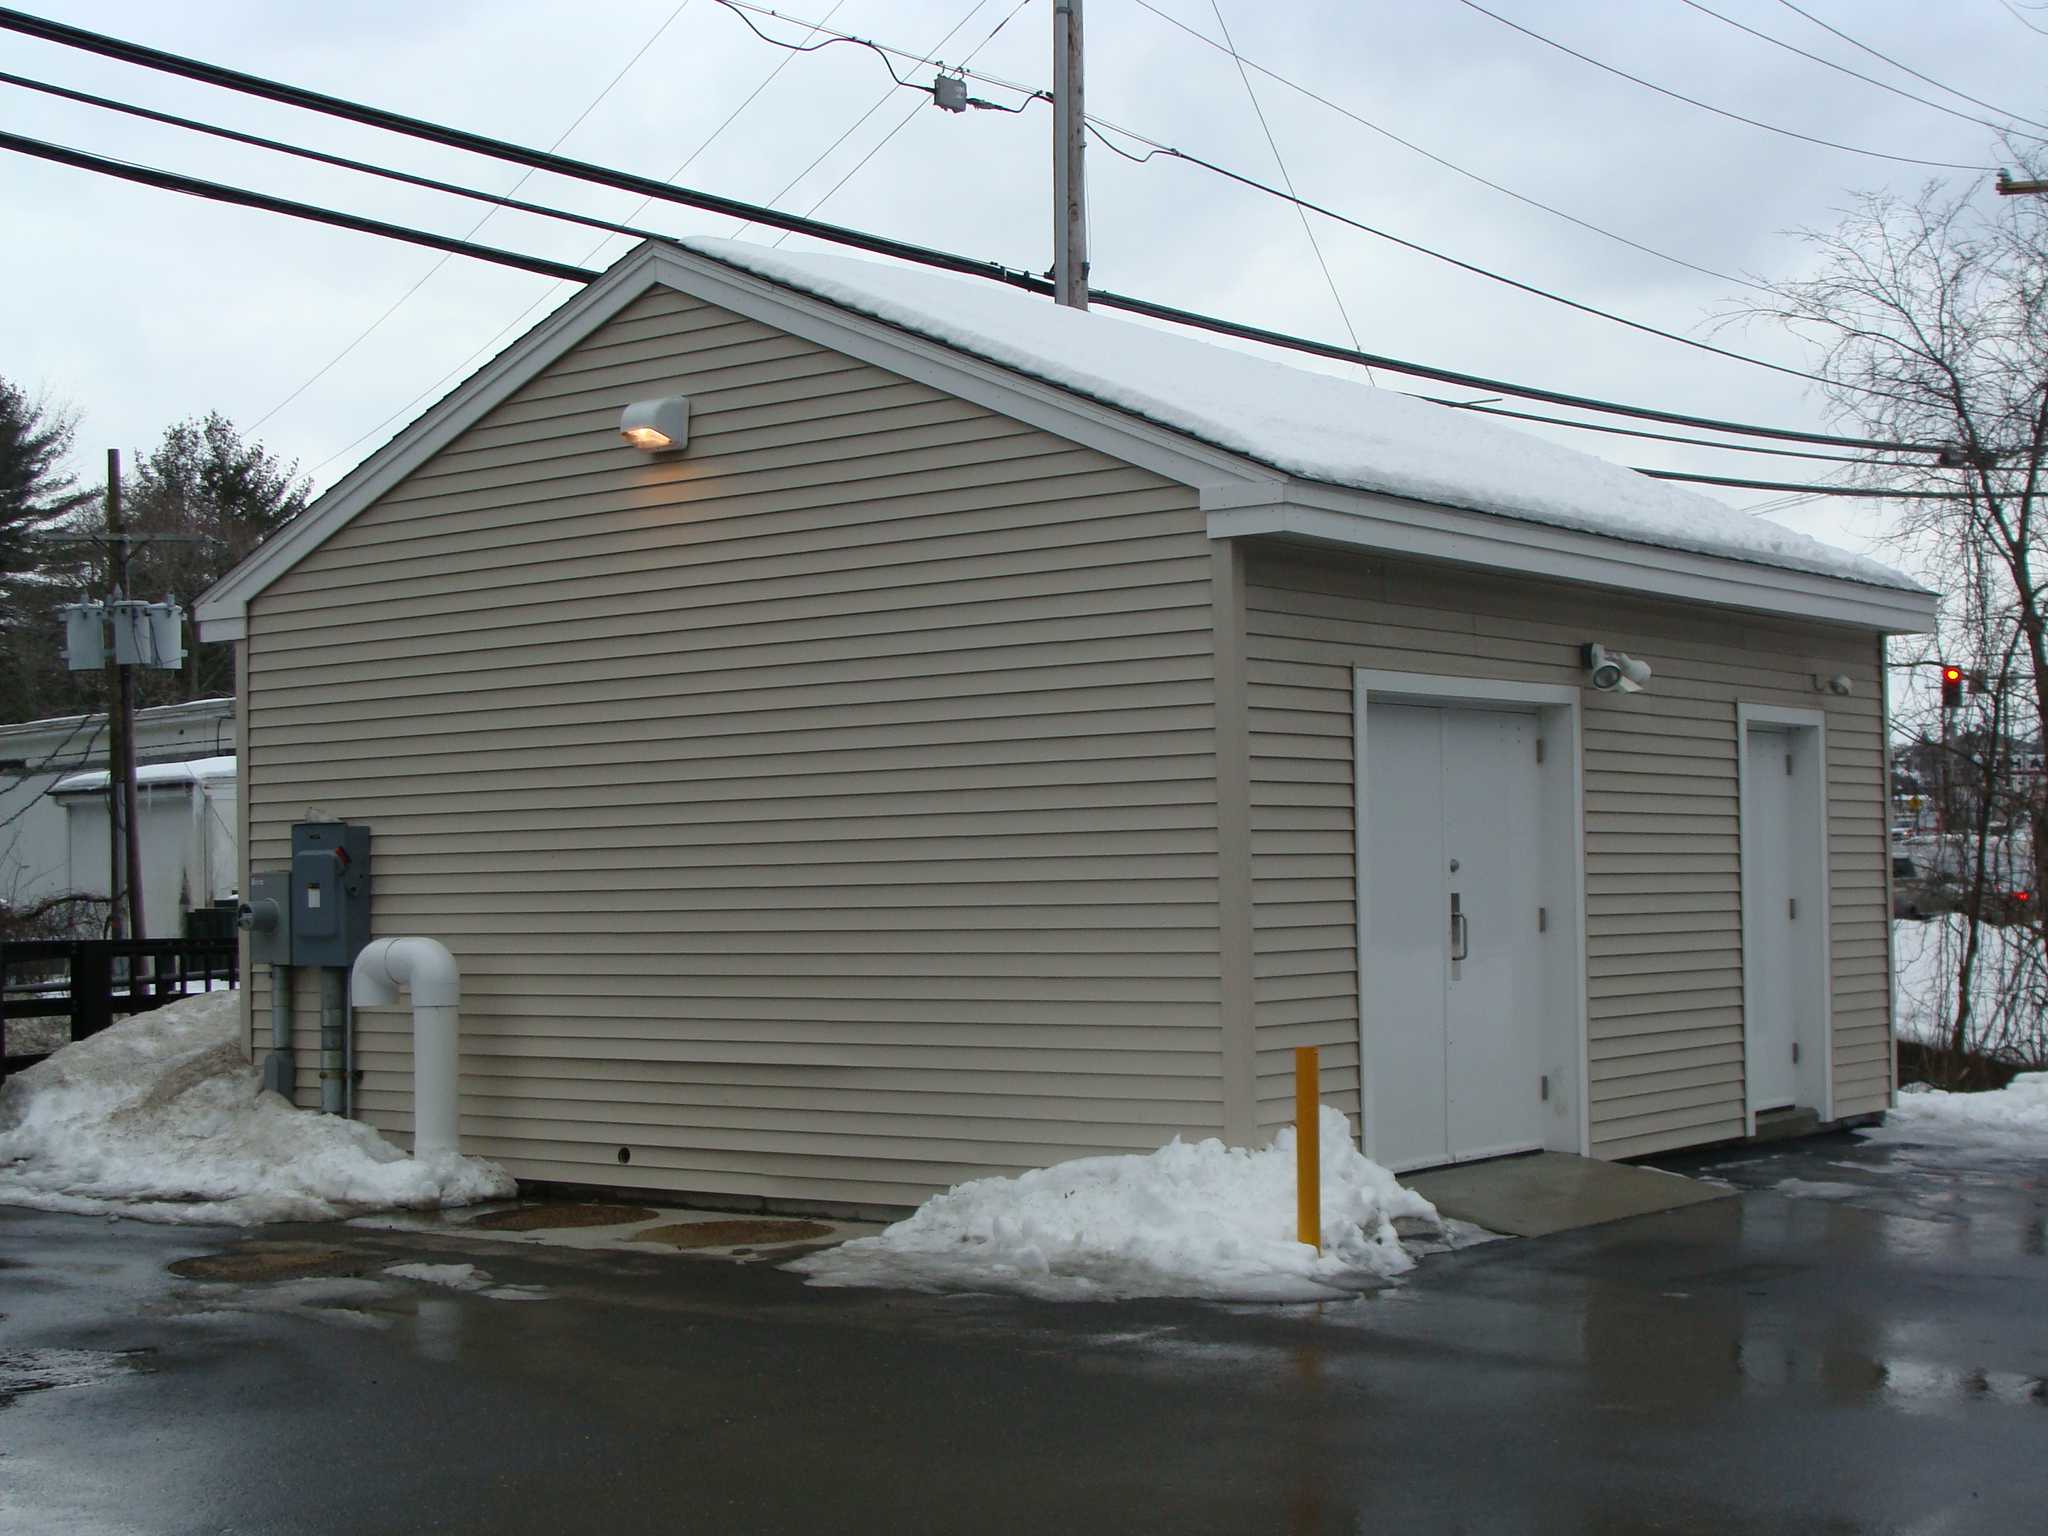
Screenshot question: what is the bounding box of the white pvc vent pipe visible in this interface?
[350,937,461,1161]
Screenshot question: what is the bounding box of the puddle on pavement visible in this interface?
[0,1347,149,1406]
[468,1202,658,1232]
[167,1244,368,1283]
[635,1219,836,1250]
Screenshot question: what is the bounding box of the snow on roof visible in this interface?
[687,239,1918,593]
[53,755,237,795]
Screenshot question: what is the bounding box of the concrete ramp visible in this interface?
[1403,1151,1731,1238]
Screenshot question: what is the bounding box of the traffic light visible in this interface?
[1941,664,1963,711]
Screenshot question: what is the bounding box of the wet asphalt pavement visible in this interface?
[2,1126,2043,1536]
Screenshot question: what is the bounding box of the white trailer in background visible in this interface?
[0,697,237,935]
[49,757,239,941]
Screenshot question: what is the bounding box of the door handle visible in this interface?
[1450,892,1470,963]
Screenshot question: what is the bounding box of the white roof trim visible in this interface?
[197,238,1933,640]
[1205,483,1938,634]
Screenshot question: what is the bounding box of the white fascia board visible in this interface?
[1204,484,1939,635]
[195,241,1278,639]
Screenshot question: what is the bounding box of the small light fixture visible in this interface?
[619,396,689,453]
[1813,672,1855,697]
[1582,642,1652,694]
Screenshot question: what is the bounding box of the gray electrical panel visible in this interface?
[242,869,294,965]
[289,820,372,967]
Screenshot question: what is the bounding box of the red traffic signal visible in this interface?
[1940,665,1963,710]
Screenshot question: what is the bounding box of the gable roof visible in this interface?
[197,238,1934,640]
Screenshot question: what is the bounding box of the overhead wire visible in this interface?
[1772,0,2048,132]
[1673,0,2048,141]
[1204,1,1365,360]
[1,125,1973,502]
[1082,118,1881,398]
[730,0,993,240]
[1426,395,1922,467]
[1128,0,1761,293]
[310,0,858,478]
[246,0,697,432]
[1452,0,1994,172]
[0,128,600,280]
[0,9,1983,460]
[768,0,1036,247]
[0,4,1046,287]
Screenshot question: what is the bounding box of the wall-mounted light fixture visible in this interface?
[619,396,689,453]
[1582,642,1652,694]
[1813,673,1855,697]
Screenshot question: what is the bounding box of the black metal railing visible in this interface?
[0,937,238,1079]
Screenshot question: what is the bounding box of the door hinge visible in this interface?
[1789,897,1798,920]
[1786,752,1795,776]
[1538,906,1548,933]
[1792,1042,1801,1064]
[1540,1074,1551,1101]
[1535,737,1546,765]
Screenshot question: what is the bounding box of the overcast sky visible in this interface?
[4,0,2042,586]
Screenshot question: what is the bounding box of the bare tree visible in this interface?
[1742,166,2048,1076]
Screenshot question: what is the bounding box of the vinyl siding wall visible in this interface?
[241,286,1224,1211]
[1243,546,1892,1157]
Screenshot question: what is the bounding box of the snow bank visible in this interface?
[789,1106,1439,1302]
[0,991,513,1225]
[1866,1072,2048,1147]
[1892,915,2048,1056]
[688,239,1917,592]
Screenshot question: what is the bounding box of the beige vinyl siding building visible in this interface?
[201,238,1934,1213]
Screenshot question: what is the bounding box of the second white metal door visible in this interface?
[1364,703,1547,1171]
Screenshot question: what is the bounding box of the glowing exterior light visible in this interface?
[619,396,689,453]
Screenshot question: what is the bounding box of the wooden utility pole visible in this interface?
[103,449,145,944]
[1052,0,1088,309]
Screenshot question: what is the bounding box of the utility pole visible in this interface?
[103,448,145,946]
[1052,0,1088,309]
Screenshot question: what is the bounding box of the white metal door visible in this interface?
[1744,728,1799,1109]
[1363,704,1546,1170]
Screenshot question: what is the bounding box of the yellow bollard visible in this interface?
[1295,1045,1320,1252]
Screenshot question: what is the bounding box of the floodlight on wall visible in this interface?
[619,395,689,452]
[1582,642,1652,694]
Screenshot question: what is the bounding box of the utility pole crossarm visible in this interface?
[1996,168,2048,197]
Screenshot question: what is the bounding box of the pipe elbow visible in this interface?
[351,936,461,1008]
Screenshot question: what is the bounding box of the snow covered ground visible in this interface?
[0,991,513,1225]
[1892,915,2048,1058]
[1863,1072,2048,1150]
[790,1107,1444,1303]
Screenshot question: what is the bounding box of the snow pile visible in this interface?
[1866,1072,2048,1148]
[1892,915,2048,1056]
[0,991,513,1225]
[688,239,1918,592]
[789,1106,1439,1302]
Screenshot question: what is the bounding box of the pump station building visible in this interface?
[196,239,1936,1212]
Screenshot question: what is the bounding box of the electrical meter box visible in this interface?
[242,869,294,965]
[289,820,371,967]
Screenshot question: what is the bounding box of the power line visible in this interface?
[0,4,1045,289]
[2001,0,2048,40]
[0,127,600,280]
[246,0,698,433]
[1128,0,1761,293]
[1674,0,2048,141]
[1427,395,1921,467]
[312,0,859,481]
[1205,1,1364,360]
[1637,468,1954,498]
[1084,119,1872,398]
[0,73,678,253]
[0,25,1971,456]
[769,0,1036,247]
[1773,0,2048,132]
[733,0,992,241]
[7,126,1977,500]
[1452,0,1994,172]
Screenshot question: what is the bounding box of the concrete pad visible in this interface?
[1401,1151,1731,1237]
